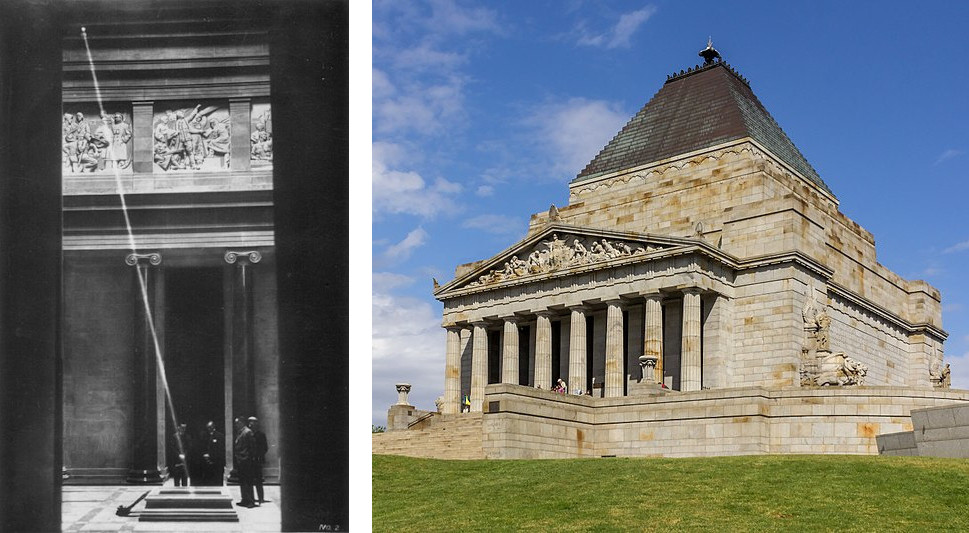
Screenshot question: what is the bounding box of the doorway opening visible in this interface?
[164,267,225,469]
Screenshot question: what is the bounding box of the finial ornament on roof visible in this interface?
[699,37,721,65]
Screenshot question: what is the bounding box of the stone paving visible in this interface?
[62,483,280,532]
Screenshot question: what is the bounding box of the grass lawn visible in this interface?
[373,454,969,532]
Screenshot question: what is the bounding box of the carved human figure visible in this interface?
[590,240,606,259]
[941,363,951,388]
[63,113,78,171]
[601,239,620,258]
[109,113,132,169]
[572,239,589,263]
[174,106,202,169]
[250,122,273,160]
[814,310,831,351]
[204,117,231,168]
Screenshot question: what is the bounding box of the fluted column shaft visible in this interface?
[568,307,588,394]
[681,289,702,391]
[605,301,625,397]
[643,294,663,383]
[533,313,553,390]
[501,318,519,384]
[470,322,489,412]
[443,327,462,414]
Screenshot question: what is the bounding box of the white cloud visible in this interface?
[944,240,969,254]
[524,97,630,177]
[935,148,964,165]
[476,185,494,197]
[943,303,963,313]
[461,214,523,236]
[374,78,466,135]
[577,5,657,49]
[424,0,500,37]
[384,228,429,262]
[373,272,415,293]
[946,350,969,390]
[372,67,395,100]
[372,291,445,425]
[372,142,460,218]
[395,42,467,72]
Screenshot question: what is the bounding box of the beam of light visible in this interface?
[81,27,192,483]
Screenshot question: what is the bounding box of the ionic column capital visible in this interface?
[566,304,589,313]
[224,250,263,265]
[470,320,489,328]
[444,325,464,333]
[681,287,702,296]
[498,315,520,324]
[125,252,162,266]
[534,310,556,319]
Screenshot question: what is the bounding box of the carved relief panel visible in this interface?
[62,104,133,174]
[251,100,272,168]
[153,101,230,172]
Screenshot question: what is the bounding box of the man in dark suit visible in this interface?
[169,423,192,486]
[248,416,269,504]
[233,417,256,508]
[199,420,225,486]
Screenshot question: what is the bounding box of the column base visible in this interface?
[125,468,164,484]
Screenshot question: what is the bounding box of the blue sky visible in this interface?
[369,1,969,425]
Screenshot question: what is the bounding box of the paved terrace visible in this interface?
[63,484,280,532]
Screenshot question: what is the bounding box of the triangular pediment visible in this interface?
[435,224,699,297]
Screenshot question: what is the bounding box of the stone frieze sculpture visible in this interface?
[467,233,659,287]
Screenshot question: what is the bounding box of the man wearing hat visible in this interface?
[248,416,269,504]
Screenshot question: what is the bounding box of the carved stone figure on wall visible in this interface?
[204,117,231,168]
[809,352,868,386]
[813,310,831,351]
[250,122,272,161]
[110,113,132,169]
[930,362,951,389]
[465,233,669,287]
[63,113,78,171]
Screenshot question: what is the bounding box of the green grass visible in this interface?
[373,454,969,532]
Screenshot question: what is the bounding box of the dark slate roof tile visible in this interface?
[573,62,832,196]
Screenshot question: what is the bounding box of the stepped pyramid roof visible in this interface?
[574,55,832,196]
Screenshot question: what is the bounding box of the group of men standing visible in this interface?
[168,416,269,508]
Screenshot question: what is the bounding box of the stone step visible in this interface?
[138,487,239,522]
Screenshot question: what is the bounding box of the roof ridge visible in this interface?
[666,60,749,87]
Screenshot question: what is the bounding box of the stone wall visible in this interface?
[479,383,969,459]
[527,140,941,336]
[63,259,136,482]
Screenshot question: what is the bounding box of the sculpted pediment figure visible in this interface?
[440,226,682,293]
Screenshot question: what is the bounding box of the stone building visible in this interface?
[59,7,280,486]
[377,45,967,459]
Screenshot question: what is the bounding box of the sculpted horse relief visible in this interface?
[814,352,868,386]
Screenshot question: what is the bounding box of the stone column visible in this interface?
[501,317,520,384]
[643,293,664,383]
[681,289,702,392]
[0,7,62,527]
[604,300,625,397]
[395,383,412,405]
[443,326,462,414]
[470,322,489,412]
[125,252,164,484]
[132,101,155,173]
[225,250,262,420]
[533,312,554,390]
[229,98,252,171]
[568,306,588,394]
[224,250,261,483]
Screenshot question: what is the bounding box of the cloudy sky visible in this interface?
[367,1,969,426]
